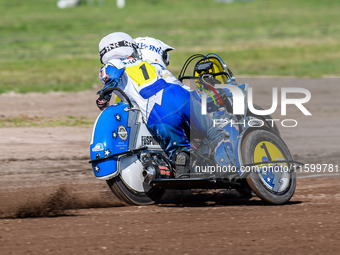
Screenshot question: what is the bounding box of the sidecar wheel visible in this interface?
[241,130,296,204]
[106,176,164,206]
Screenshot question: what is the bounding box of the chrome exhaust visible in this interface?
[142,166,156,183]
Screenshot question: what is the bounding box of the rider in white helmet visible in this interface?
[97,32,197,161]
[135,36,173,68]
[135,36,189,89]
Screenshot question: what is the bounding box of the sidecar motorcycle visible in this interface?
[89,53,302,205]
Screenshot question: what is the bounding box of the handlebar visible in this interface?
[178,71,230,83]
[178,76,196,82]
[97,87,134,109]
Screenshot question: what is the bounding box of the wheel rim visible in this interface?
[253,141,290,193]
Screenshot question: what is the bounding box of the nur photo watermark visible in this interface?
[198,83,312,128]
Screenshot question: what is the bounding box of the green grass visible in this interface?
[0,115,93,128]
[0,0,339,93]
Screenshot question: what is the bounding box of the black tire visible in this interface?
[106,176,164,205]
[241,129,296,204]
[247,104,280,135]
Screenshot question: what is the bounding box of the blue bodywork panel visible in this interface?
[90,103,130,179]
[219,122,241,169]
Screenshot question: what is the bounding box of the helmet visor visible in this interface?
[163,51,170,66]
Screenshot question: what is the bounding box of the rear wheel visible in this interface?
[241,129,296,204]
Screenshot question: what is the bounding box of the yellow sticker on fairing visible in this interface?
[125,62,157,87]
[253,141,286,166]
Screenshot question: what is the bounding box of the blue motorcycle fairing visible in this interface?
[90,103,131,179]
[218,121,241,168]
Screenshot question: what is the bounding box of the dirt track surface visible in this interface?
[0,78,339,254]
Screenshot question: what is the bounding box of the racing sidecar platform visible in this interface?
[150,177,242,190]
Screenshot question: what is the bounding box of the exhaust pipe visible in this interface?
[142,166,156,183]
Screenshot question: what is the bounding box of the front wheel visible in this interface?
[106,176,164,205]
[105,155,164,205]
[241,129,296,204]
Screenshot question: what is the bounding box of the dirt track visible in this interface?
[0,78,339,254]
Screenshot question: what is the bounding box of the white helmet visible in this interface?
[135,36,174,67]
[99,32,138,64]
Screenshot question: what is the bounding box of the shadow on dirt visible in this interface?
[158,189,302,207]
[0,187,302,219]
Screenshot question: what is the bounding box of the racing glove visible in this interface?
[96,97,109,111]
[96,65,126,111]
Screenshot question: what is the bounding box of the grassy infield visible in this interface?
[0,0,339,126]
